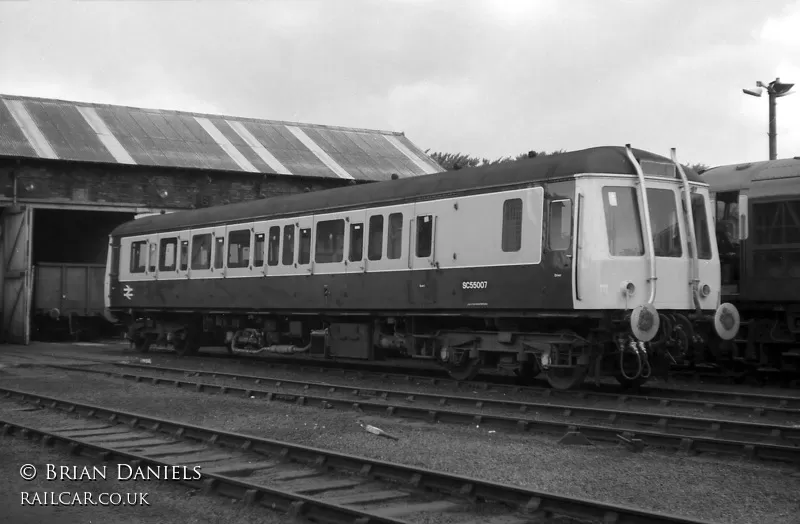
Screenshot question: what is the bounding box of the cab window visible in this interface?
[603,187,644,256]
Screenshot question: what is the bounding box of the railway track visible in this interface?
[108,361,800,418]
[11,344,800,411]
[41,363,800,464]
[117,345,800,406]
[0,386,710,524]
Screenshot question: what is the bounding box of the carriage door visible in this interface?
[344,211,367,275]
[545,194,574,299]
[187,225,225,286]
[224,222,254,279]
[713,190,743,295]
[410,202,438,306]
[2,205,33,344]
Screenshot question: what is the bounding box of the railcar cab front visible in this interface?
[563,146,740,387]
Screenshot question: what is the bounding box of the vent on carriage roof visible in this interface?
[0,94,443,182]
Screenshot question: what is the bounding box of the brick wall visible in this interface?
[0,158,351,209]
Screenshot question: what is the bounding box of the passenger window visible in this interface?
[502,199,523,252]
[368,215,384,261]
[179,240,189,271]
[315,219,345,263]
[602,187,644,256]
[267,227,280,266]
[646,189,682,258]
[214,236,224,269]
[130,241,147,273]
[298,228,311,265]
[159,237,178,271]
[148,242,157,272]
[282,225,295,266]
[349,223,364,262]
[753,200,800,246]
[227,229,251,268]
[387,213,403,260]
[691,194,712,260]
[253,233,265,267]
[416,215,433,257]
[191,234,212,270]
[548,200,572,251]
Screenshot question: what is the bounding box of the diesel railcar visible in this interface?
[702,157,800,374]
[105,145,740,390]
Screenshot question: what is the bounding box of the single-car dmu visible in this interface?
[105,145,740,389]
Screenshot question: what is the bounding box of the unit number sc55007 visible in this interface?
[462,281,488,290]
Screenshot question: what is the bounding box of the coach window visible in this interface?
[227,229,251,268]
[299,228,312,265]
[179,240,189,271]
[691,194,712,260]
[191,234,212,270]
[148,241,157,272]
[548,200,572,251]
[282,225,295,265]
[502,199,523,252]
[267,227,280,266]
[159,237,178,271]
[349,223,364,261]
[753,199,800,278]
[130,240,147,273]
[646,189,682,258]
[315,219,345,263]
[602,187,644,256]
[214,236,225,269]
[368,215,384,261]
[387,213,403,259]
[253,233,265,267]
[416,215,433,257]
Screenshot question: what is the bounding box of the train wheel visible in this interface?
[173,332,199,357]
[132,336,151,353]
[614,374,648,388]
[514,360,541,386]
[446,358,482,382]
[545,366,588,390]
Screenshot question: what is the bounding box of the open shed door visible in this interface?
[2,205,33,345]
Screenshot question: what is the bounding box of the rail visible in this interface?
[0,387,711,524]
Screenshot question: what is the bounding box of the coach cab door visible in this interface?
[544,186,574,299]
[410,203,438,306]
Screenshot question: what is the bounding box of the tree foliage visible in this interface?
[425,149,565,171]
[687,163,710,174]
[425,149,710,175]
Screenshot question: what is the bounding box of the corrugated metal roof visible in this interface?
[0,94,444,181]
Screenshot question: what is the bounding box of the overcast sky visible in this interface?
[1,0,798,169]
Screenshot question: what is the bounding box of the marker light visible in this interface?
[700,284,711,298]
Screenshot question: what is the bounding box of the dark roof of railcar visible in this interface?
[0,94,441,181]
[701,157,800,192]
[112,146,702,236]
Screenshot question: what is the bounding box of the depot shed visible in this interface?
[0,94,442,344]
